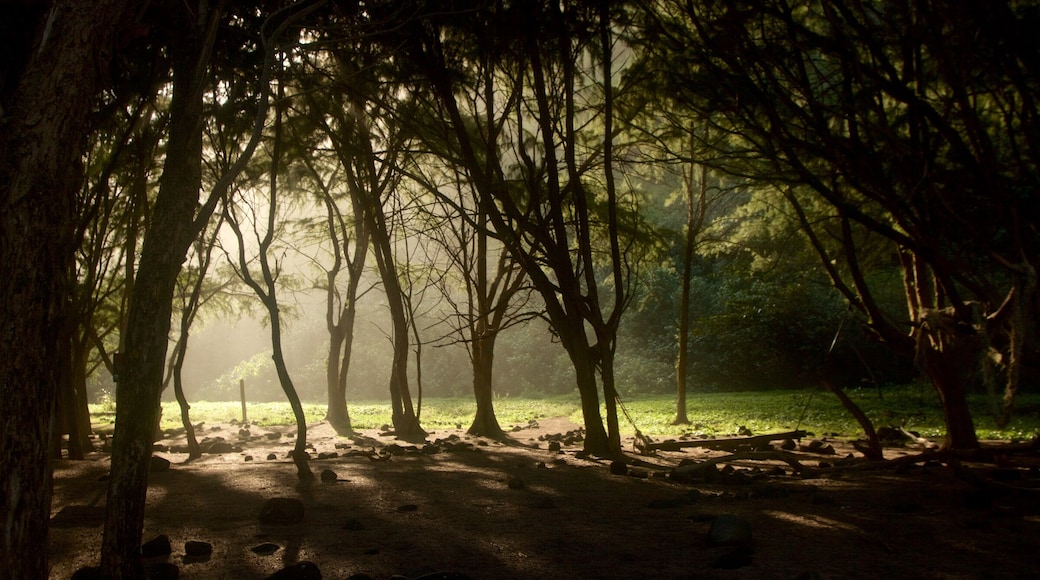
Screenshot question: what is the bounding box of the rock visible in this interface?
[266,432,282,440]
[801,440,836,455]
[780,438,797,450]
[671,461,720,484]
[150,455,171,472]
[184,540,212,557]
[317,452,337,460]
[267,453,278,461]
[547,441,562,452]
[251,542,281,555]
[141,534,173,558]
[609,461,628,476]
[265,561,322,580]
[320,469,338,483]
[707,514,753,547]
[203,440,237,454]
[259,498,305,524]
[396,504,419,512]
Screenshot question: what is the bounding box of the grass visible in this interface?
[88,385,1040,442]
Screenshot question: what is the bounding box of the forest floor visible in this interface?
[48,417,1040,579]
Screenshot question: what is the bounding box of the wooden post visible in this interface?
[239,379,247,423]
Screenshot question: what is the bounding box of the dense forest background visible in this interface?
[3,0,1039,576]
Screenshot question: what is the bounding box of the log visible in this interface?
[643,430,808,452]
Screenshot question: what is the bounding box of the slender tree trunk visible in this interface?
[172,334,202,459]
[673,164,700,426]
[0,1,134,575]
[270,305,314,481]
[71,332,96,452]
[325,324,352,432]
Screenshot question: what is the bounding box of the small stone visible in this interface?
[251,542,281,555]
[141,534,172,558]
[609,461,628,476]
[259,498,305,524]
[184,540,212,557]
[396,504,419,512]
[320,469,338,483]
[244,455,254,462]
[507,476,525,489]
[267,453,278,461]
[150,455,171,472]
[266,432,282,440]
[547,441,562,452]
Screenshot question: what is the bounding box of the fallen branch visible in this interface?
[692,450,815,474]
[643,430,807,452]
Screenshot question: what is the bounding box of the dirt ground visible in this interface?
[48,417,1040,579]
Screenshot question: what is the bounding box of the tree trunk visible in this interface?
[270,307,314,482]
[325,323,353,433]
[468,332,505,439]
[921,345,980,450]
[598,344,623,455]
[100,5,211,572]
[0,1,134,576]
[572,352,611,456]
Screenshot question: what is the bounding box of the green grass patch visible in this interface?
[87,385,1040,441]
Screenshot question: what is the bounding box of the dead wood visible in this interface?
[642,430,807,452]
[690,450,816,474]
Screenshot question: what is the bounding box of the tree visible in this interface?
[99,0,328,572]
[638,0,1040,449]
[318,42,427,441]
[223,67,314,482]
[406,1,645,455]
[0,0,141,575]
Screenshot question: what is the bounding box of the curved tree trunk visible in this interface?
[100,4,215,573]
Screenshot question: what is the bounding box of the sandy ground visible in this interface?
[48,417,1040,579]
